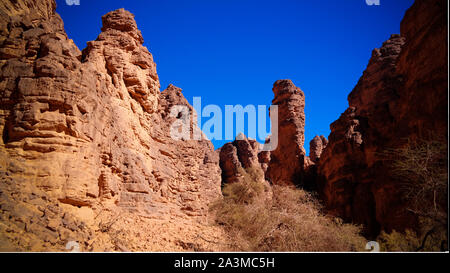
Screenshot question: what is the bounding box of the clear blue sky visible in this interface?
[55,0,414,153]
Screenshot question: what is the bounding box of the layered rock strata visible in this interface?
[0,1,223,251]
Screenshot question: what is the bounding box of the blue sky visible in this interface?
[56,0,414,153]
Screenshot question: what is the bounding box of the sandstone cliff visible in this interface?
[317,0,447,236]
[0,0,447,251]
[0,1,225,251]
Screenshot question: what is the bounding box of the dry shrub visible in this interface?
[386,137,447,218]
[381,136,448,251]
[211,168,367,252]
[221,167,266,205]
[377,225,447,252]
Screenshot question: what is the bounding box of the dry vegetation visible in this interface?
[210,167,367,252]
[211,136,448,252]
[379,136,448,251]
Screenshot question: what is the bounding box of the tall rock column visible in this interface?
[309,135,328,163]
[266,79,307,186]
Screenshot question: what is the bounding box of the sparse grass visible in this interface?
[211,167,367,252]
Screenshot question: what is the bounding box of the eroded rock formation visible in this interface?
[309,135,327,163]
[0,1,224,251]
[258,138,271,175]
[317,0,447,236]
[219,133,264,184]
[266,79,309,186]
[0,0,446,251]
[218,133,272,203]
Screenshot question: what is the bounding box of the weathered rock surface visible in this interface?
[219,133,264,184]
[258,144,271,175]
[1,0,446,251]
[218,133,272,202]
[266,79,308,186]
[317,0,447,236]
[0,1,224,251]
[309,135,327,163]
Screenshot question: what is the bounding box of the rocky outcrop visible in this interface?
[82,8,159,113]
[309,135,327,163]
[0,1,224,251]
[218,133,272,202]
[219,133,264,184]
[317,0,447,236]
[1,0,446,251]
[258,148,270,175]
[266,80,308,186]
[218,78,311,189]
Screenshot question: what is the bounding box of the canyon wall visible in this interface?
[317,0,447,236]
[216,0,447,238]
[0,0,447,251]
[0,1,224,251]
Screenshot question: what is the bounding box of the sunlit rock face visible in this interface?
[317,0,447,236]
[0,0,223,251]
[219,133,263,184]
[265,79,309,186]
[309,135,327,163]
[0,0,447,251]
[218,133,272,201]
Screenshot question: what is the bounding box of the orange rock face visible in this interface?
[0,0,447,251]
[219,133,264,183]
[266,79,308,186]
[0,1,224,251]
[317,0,447,236]
[309,135,327,163]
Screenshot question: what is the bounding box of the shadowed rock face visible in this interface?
[266,79,308,186]
[0,0,223,251]
[317,0,447,236]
